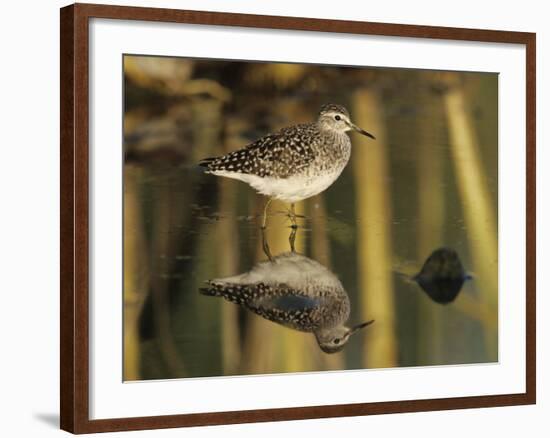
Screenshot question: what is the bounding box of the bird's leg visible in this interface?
[289,203,298,229]
[262,198,273,229]
[289,226,297,253]
[261,227,274,262]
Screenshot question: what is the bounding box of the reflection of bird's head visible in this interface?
[315,320,374,354]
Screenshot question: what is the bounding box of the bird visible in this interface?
[411,247,473,304]
[199,103,375,228]
[200,251,374,353]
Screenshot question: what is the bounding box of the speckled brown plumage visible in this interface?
[198,104,375,204]
[200,279,349,333]
[200,251,374,354]
[199,123,321,178]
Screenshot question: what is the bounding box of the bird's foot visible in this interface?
[271,210,304,227]
[285,206,306,228]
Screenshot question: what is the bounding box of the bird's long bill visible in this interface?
[350,319,375,335]
[349,121,376,139]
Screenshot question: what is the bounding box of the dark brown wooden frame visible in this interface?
[60,2,536,434]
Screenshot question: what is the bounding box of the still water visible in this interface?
[123,58,498,381]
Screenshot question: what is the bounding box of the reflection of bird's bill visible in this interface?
[346,121,376,139]
[350,319,375,335]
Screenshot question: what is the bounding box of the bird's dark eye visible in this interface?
[334,115,341,121]
[334,338,340,345]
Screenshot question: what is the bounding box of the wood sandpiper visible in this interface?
[199,103,375,227]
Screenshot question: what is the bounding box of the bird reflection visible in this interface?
[412,247,472,304]
[201,229,373,353]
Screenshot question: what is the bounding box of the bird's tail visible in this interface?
[200,281,254,305]
[198,156,217,170]
[198,150,245,173]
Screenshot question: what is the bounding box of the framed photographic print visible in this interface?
[60,2,536,434]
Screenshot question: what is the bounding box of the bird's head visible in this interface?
[317,103,375,139]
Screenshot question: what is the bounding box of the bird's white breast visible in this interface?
[211,163,347,203]
[213,252,343,292]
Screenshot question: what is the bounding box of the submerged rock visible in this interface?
[413,247,472,304]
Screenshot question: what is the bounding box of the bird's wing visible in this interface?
[256,293,320,312]
[248,287,322,331]
[199,124,319,178]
